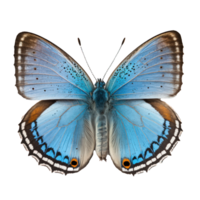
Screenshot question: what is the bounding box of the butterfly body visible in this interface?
[15,31,183,175]
[92,80,109,160]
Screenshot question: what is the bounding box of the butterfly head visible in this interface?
[94,77,106,89]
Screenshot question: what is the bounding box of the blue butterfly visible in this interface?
[15,31,183,175]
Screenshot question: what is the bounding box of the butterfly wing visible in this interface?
[106,31,183,100]
[19,100,95,174]
[15,32,94,101]
[108,99,182,175]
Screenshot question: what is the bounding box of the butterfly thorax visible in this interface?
[92,80,109,160]
[93,80,109,114]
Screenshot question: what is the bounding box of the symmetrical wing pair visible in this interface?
[15,31,183,175]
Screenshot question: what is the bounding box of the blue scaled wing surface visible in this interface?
[106,31,183,175]
[106,31,183,100]
[19,100,95,174]
[14,32,94,101]
[108,99,182,175]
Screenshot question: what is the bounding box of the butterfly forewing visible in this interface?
[106,31,183,100]
[14,32,94,101]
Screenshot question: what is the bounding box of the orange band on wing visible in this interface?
[24,100,56,124]
[145,100,176,123]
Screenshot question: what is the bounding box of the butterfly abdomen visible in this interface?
[95,114,108,160]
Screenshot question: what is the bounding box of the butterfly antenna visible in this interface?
[76,37,97,83]
[101,37,127,81]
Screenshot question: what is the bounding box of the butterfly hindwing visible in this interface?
[15,32,94,101]
[108,99,182,175]
[19,100,95,174]
[106,31,183,100]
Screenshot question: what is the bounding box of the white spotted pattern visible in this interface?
[25,138,30,144]
[18,128,79,174]
[166,143,171,150]
[29,144,34,150]
[130,114,182,176]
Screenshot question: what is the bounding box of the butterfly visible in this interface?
[15,31,183,175]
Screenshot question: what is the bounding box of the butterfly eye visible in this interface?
[122,158,131,169]
[70,158,78,168]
